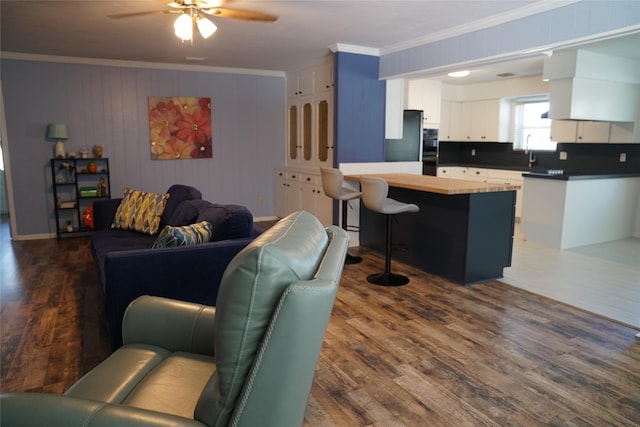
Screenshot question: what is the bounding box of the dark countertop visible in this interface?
[522,172,640,181]
[437,163,640,179]
[438,163,532,172]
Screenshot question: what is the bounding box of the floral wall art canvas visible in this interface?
[148,96,212,160]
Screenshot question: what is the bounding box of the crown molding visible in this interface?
[0,52,286,77]
[328,1,581,59]
[380,0,581,55]
[329,44,380,57]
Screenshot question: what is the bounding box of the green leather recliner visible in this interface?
[1,210,349,427]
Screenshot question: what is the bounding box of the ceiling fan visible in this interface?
[108,0,278,41]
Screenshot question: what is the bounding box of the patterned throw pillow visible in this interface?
[152,221,213,249]
[112,188,170,235]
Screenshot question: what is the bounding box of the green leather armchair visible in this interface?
[1,211,349,427]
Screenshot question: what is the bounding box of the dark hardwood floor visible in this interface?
[1,216,639,426]
[0,216,110,394]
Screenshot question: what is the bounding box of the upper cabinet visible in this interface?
[609,122,635,143]
[286,59,334,168]
[405,79,442,128]
[313,61,333,94]
[460,99,509,142]
[440,101,462,141]
[287,71,314,98]
[551,120,635,143]
[439,97,510,142]
[550,120,578,143]
[575,121,610,143]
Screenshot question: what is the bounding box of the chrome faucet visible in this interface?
[528,149,536,168]
[525,135,536,168]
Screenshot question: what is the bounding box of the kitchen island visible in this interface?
[346,173,520,285]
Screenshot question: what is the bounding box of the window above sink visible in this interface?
[513,97,557,151]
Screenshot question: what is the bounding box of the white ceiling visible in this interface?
[1,1,639,82]
[0,0,544,72]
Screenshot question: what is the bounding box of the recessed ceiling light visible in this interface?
[185,56,207,61]
[447,70,470,78]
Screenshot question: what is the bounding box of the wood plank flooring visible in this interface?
[0,231,110,394]
[1,218,639,426]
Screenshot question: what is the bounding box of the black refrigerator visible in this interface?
[384,110,422,162]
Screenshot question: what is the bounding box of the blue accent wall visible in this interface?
[334,52,386,164]
[1,59,285,237]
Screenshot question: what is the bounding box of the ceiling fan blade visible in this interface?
[164,0,221,9]
[192,0,223,7]
[108,10,179,19]
[201,7,278,22]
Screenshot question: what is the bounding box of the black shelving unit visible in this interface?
[50,157,111,239]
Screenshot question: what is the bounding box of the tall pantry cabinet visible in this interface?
[276,59,334,225]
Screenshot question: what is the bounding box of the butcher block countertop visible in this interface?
[346,173,520,195]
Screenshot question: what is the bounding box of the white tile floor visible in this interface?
[503,224,640,329]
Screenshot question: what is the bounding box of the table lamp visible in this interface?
[47,123,69,158]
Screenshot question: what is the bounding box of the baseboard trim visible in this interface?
[254,216,279,223]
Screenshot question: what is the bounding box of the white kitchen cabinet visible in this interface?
[274,168,302,218]
[287,69,314,98]
[609,122,635,143]
[287,96,313,165]
[286,58,334,168]
[437,166,453,177]
[313,60,333,94]
[284,170,302,216]
[576,121,610,143]
[275,168,288,219]
[274,167,332,226]
[301,98,313,162]
[460,99,507,142]
[449,167,467,179]
[457,167,488,182]
[315,91,334,167]
[551,120,612,143]
[550,120,577,143]
[300,173,332,226]
[286,102,300,163]
[438,166,487,180]
[439,101,462,141]
[405,79,442,128]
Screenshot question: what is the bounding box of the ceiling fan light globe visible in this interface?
[174,13,193,40]
[197,17,217,39]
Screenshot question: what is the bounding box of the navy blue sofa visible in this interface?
[91,184,262,349]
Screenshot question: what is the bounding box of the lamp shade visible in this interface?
[197,17,217,39]
[47,124,69,140]
[174,14,193,41]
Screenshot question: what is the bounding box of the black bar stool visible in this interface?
[360,176,419,286]
[320,167,363,264]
